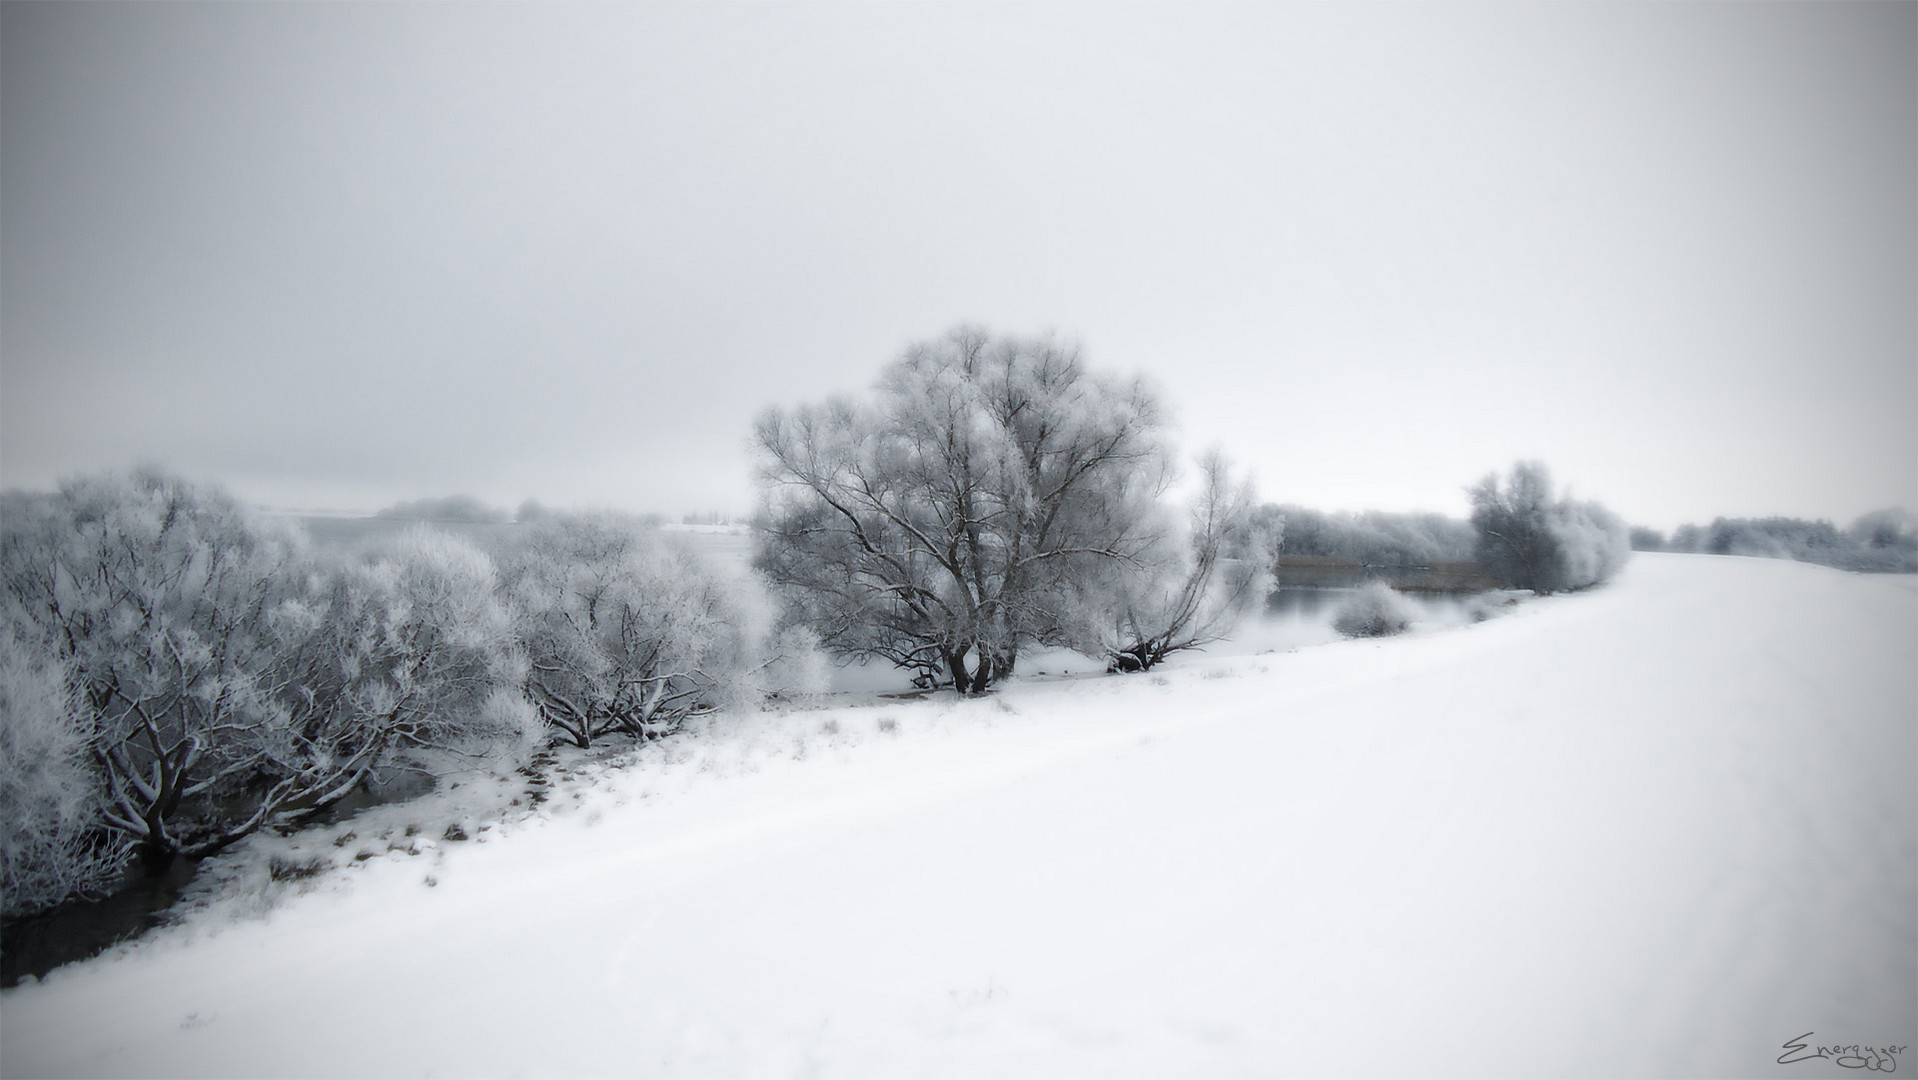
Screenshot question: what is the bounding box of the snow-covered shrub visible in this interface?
[0,628,128,916]
[1468,461,1630,594]
[497,513,822,749]
[1332,581,1417,638]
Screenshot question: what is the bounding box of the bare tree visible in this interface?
[1468,461,1630,594]
[1073,451,1278,672]
[754,327,1170,693]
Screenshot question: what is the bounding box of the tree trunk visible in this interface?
[946,649,974,694]
[946,645,1003,694]
[136,838,176,877]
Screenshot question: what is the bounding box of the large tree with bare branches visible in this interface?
[753,326,1171,693]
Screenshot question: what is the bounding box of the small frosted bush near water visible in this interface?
[1333,582,1417,638]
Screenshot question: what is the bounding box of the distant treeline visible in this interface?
[372,495,678,531]
[1263,462,1630,596]
[1632,509,1918,573]
[375,494,511,524]
[1259,505,1476,568]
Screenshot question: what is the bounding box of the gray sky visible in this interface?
[3,2,1912,530]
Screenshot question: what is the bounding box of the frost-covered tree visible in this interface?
[1667,513,1918,572]
[1467,461,1557,590]
[496,513,820,748]
[1070,452,1277,672]
[0,628,128,916]
[0,473,310,868]
[1628,526,1666,552]
[1704,516,1845,560]
[1850,508,1918,551]
[755,326,1170,693]
[0,472,536,871]
[276,528,539,787]
[1467,461,1630,594]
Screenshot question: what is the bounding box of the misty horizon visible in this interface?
[3,3,1913,534]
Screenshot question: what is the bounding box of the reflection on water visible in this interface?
[1264,585,1349,618]
[1240,583,1490,654]
[1,858,196,988]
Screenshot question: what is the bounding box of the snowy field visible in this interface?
[1,553,1912,1078]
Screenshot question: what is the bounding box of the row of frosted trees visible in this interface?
[3,326,1633,918]
[1,473,814,916]
[752,327,1629,696]
[1640,511,1918,572]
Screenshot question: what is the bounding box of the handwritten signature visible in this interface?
[1780,1033,1910,1073]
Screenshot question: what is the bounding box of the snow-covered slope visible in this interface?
[3,554,1912,1077]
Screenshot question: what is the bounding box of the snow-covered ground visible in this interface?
[2,554,1912,1078]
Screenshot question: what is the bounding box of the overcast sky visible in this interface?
[3,2,1912,530]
